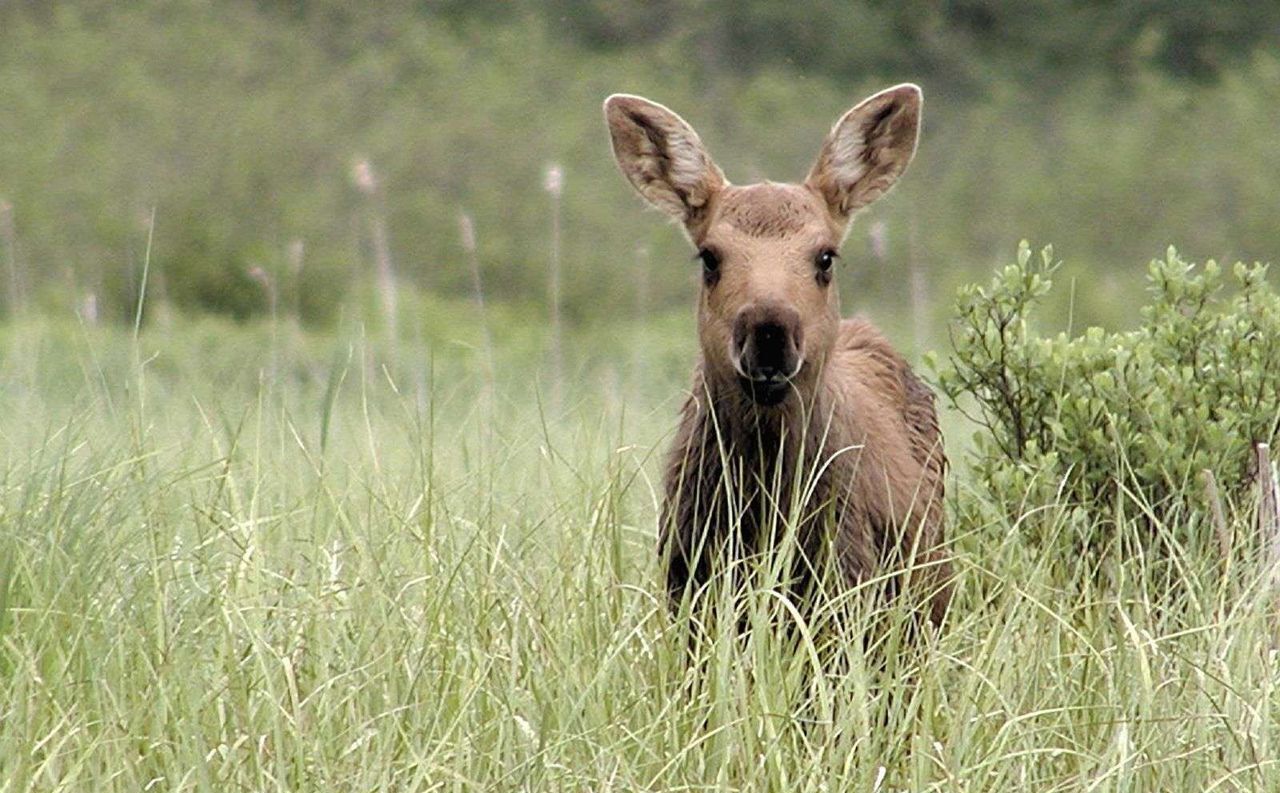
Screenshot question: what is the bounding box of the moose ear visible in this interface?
[805,84,921,222]
[603,94,726,230]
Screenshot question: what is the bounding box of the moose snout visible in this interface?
[731,303,804,405]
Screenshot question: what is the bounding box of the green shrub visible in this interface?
[936,242,1280,550]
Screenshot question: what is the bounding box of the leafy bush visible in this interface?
[936,243,1280,549]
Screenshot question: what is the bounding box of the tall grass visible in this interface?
[0,316,1277,791]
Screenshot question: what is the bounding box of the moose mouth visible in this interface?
[737,373,793,406]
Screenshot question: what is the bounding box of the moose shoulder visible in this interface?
[603,85,952,625]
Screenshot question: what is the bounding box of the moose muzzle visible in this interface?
[732,303,804,406]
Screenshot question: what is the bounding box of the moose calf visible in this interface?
[604,85,952,626]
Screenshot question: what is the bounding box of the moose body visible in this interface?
[604,85,952,624]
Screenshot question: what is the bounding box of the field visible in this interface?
[2,311,1278,792]
[4,2,1280,790]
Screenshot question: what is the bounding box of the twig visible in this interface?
[632,243,650,390]
[0,199,20,316]
[1201,469,1231,565]
[288,238,305,328]
[354,158,398,345]
[544,163,564,411]
[459,211,495,393]
[133,207,156,343]
[1258,443,1280,562]
[248,266,279,382]
[908,217,928,355]
[1256,443,1280,643]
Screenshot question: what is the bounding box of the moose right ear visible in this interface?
[603,94,726,230]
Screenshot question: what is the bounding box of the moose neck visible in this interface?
[689,357,837,560]
[700,357,830,467]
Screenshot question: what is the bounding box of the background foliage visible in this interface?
[1,0,1279,327]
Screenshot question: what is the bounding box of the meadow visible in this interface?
[4,2,1280,790]
[2,301,1278,792]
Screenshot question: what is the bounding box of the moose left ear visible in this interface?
[805,84,922,222]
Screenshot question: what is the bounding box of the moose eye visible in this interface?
[697,248,721,284]
[815,249,837,285]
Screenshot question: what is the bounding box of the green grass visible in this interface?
[1,315,1278,791]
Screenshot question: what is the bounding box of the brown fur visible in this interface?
[718,183,813,238]
[660,320,951,623]
[604,85,952,625]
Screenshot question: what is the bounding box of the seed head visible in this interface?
[543,163,563,197]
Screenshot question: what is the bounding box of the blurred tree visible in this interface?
[0,0,1277,326]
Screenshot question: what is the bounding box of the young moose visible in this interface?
[604,85,952,625]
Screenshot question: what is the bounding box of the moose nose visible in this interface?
[732,303,804,383]
[750,321,790,376]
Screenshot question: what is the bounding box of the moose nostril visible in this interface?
[752,322,789,371]
[755,322,783,348]
[757,323,779,345]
